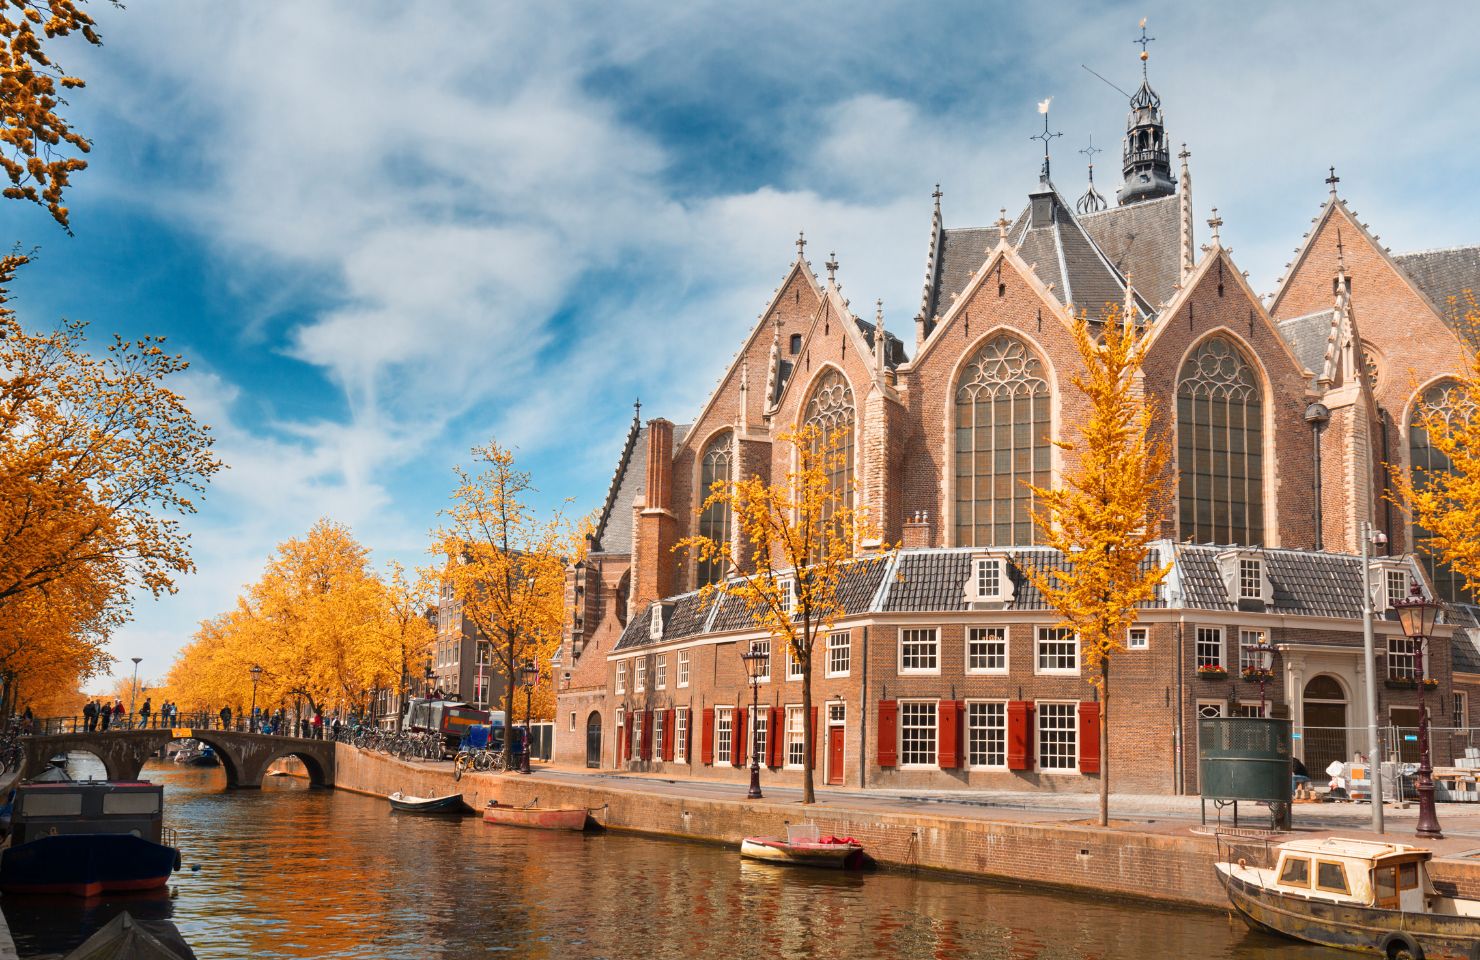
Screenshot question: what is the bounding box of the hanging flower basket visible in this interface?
[1385,677,1420,690]
[1196,665,1229,680]
[1240,667,1276,682]
[1423,677,1440,689]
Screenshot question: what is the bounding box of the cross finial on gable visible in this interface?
[825,251,839,284]
[995,207,1012,242]
[932,183,943,207]
[796,231,806,258]
[1207,208,1223,244]
[633,397,642,422]
[1326,166,1340,198]
[1134,17,1155,75]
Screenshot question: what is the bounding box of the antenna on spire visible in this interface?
[1326,166,1340,199]
[1076,136,1107,214]
[1134,17,1155,75]
[1031,97,1062,182]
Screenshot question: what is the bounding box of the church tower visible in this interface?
[1118,21,1175,206]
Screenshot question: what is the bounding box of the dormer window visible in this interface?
[965,555,1014,605]
[779,577,796,619]
[1385,568,1409,608]
[649,604,664,640]
[1238,558,1263,601]
[1218,550,1270,608]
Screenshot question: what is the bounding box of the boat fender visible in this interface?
[1237,858,1246,868]
[1379,932,1423,960]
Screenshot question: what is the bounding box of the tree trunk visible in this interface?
[801,647,814,804]
[1100,658,1110,828]
[501,628,517,771]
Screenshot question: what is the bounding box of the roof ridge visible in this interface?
[1394,243,1480,258]
[1277,308,1337,325]
[591,414,644,551]
[1076,193,1179,220]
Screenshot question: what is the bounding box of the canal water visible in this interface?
[3,756,1348,959]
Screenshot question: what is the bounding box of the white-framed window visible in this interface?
[1126,626,1149,650]
[1238,628,1267,672]
[900,701,938,767]
[1238,558,1263,600]
[967,627,1008,674]
[615,661,626,695]
[678,650,690,688]
[1454,692,1468,729]
[650,604,664,639]
[779,577,796,618]
[970,556,1008,601]
[750,638,771,683]
[749,706,768,762]
[675,708,688,761]
[568,711,576,732]
[1388,636,1419,680]
[787,644,804,680]
[1196,627,1224,669]
[615,706,625,735]
[656,654,667,690]
[1232,703,1264,718]
[785,705,805,768]
[828,702,845,724]
[1037,701,1077,772]
[1035,627,1078,674]
[635,659,646,693]
[827,631,851,677]
[715,706,733,764]
[967,701,1007,768]
[899,628,940,674]
[653,711,665,760]
[631,710,644,760]
[1386,568,1409,607]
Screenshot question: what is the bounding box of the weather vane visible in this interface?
[1031,97,1062,181]
[1134,18,1155,75]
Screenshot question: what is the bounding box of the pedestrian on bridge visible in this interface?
[138,698,152,729]
[111,701,124,727]
[83,700,98,732]
[219,705,232,730]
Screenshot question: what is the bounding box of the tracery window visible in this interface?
[696,431,732,587]
[954,334,1051,546]
[1177,336,1265,545]
[803,369,854,538]
[1409,381,1478,602]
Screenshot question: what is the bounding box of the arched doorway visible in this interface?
[1303,675,1348,775]
[585,712,602,769]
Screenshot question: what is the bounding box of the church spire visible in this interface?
[1075,137,1107,214]
[1177,144,1194,282]
[1118,19,1175,205]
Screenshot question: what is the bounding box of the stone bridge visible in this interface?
[22,728,336,789]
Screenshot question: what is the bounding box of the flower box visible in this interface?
[1196,666,1229,680]
[1240,668,1276,682]
[1384,677,1437,690]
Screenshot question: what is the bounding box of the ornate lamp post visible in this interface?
[1241,636,1276,715]
[424,658,434,699]
[249,664,263,733]
[741,647,767,800]
[519,659,539,775]
[1393,584,1443,839]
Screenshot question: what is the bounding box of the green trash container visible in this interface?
[1198,717,1292,827]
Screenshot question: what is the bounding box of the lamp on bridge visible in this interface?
[1393,583,1443,840]
[129,657,142,728]
[741,646,768,800]
[519,659,539,775]
[249,664,263,734]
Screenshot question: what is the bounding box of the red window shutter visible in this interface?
[1079,701,1101,774]
[810,706,820,768]
[662,709,675,762]
[701,708,715,765]
[768,706,784,767]
[616,723,626,763]
[877,699,898,767]
[734,710,748,767]
[625,720,635,762]
[1007,701,1033,771]
[939,700,963,769]
[642,710,653,760]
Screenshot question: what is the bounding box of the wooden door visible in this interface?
[827,726,844,785]
[585,712,602,769]
[1374,865,1400,910]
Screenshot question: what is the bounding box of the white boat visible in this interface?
[740,824,865,869]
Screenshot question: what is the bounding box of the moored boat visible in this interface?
[0,781,180,898]
[387,791,470,814]
[1216,836,1480,958]
[740,831,865,870]
[482,800,588,831]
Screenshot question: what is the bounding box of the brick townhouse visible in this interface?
[554,50,1480,794]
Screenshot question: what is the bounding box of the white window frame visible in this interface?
[966,699,1008,770]
[1126,626,1149,650]
[1034,627,1078,675]
[631,710,644,760]
[677,650,690,688]
[1238,628,1267,673]
[786,643,804,681]
[1454,692,1468,730]
[1195,626,1224,670]
[1036,700,1079,774]
[785,705,805,769]
[615,661,626,695]
[650,604,664,640]
[1237,558,1263,601]
[968,556,1010,602]
[748,705,768,763]
[826,631,851,678]
[825,701,845,780]
[715,706,733,765]
[750,638,771,683]
[675,708,688,762]
[899,627,941,675]
[655,654,667,690]
[898,699,939,768]
[1386,568,1409,608]
[967,626,1008,675]
[1387,636,1419,680]
[568,711,576,732]
[635,659,646,694]
[653,710,665,761]
[778,577,796,618]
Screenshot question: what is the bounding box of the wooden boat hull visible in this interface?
[388,793,470,814]
[1220,865,1480,959]
[740,837,865,870]
[0,834,179,898]
[482,804,588,831]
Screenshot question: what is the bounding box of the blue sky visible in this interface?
[13,2,1478,691]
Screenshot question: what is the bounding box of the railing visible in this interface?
[25,713,351,741]
[1295,724,1480,770]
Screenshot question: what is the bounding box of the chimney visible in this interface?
[902,510,932,550]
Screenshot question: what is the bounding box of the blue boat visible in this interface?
[0,780,180,898]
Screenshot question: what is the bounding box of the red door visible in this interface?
[827,726,844,785]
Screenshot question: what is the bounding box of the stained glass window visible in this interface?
[803,369,855,544]
[1177,337,1265,545]
[697,431,732,587]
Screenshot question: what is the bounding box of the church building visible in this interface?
[553,48,1480,796]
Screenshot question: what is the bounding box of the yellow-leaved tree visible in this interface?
[1390,294,1480,596]
[1024,306,1172,827]
[681,423,882,804]
[378,561,435,732]
[430,441,578,770]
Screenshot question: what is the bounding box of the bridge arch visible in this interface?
[19,728,335,789]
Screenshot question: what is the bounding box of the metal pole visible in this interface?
[1415,635,1444,838]
[129,657,142,728]
[520,667,533,775]
[748,674,763,799]
[1360,522,1385,833]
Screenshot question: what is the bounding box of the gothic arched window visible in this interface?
[1409,381,1477,602]
[803,368,855,520]
[1177,336,1265,545]
[954,334,1051,546]
[696,431,732,587]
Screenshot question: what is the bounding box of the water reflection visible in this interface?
[1,756,1350,959]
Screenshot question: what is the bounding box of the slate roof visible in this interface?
[1078,194,1182,309]
[853,316,909,367]
[1005,186,1152,321]
[1394,245,1480,341]
[1447,606,1480,674]
[1276,309,1333,378]
[705,556,894,637]
[615,589,717,652]
[593,422,690,556]
[923,227,996,324]
[1173,545,1370,618]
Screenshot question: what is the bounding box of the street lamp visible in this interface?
[1240,636,1276,715]
[519,659,539,774]
[741,646,767,799]
[249,664,263,733]
[1393,583,1443,839]
[129,657,142,728]
[424,658,434,698]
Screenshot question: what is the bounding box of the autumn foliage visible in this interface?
[1024,306,1172,826]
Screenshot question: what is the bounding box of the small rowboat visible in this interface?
[741,825,865,869]
[482,800,589,831]
[388,791,470,814]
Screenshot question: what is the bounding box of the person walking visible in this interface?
[112,701,124,728]
[83,700,98,732]
[219,705,232,730]
[100,701,111,731]
[138,698,152,729]
[311,711,323,740]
